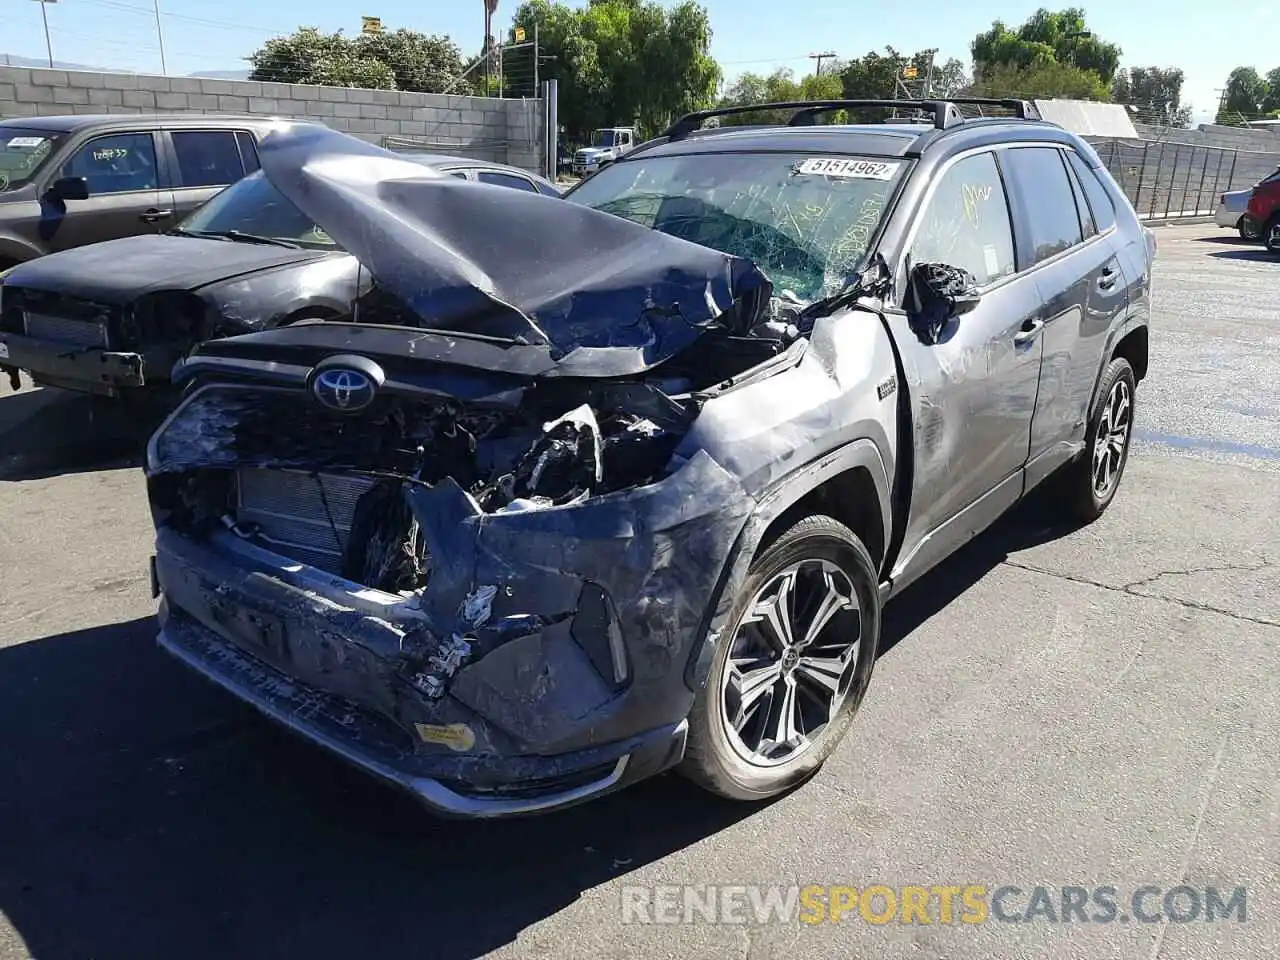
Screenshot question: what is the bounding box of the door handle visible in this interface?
[1098,264,1118,290]
[140,208,172,223]
[1013,317,1045,345]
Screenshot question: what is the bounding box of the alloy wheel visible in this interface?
[1092,378,1132,498]
[719,558,863,768]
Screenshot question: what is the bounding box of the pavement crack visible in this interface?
[1121,558,1275,593]
[1002,559,1280,628]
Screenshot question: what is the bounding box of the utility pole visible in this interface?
[31,0,55,69]
[153,0,168,74]
[532,21,538,94]
[809,51,835,79]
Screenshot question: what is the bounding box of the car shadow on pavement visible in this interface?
[1192,234,1250,245]
[1207,248,1277,263]
[0,386,167,482]
[877,486,1081,657]
[0,616,763,960]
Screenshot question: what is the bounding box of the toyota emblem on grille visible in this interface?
[312,367,376,412]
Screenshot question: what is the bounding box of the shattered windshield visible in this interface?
[0,129,64,193]
[592,130,619,147]
[566,152,905,303]
[178,170,343,250]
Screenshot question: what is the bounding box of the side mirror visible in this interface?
[48,176,90,201]
[905,261,981,343]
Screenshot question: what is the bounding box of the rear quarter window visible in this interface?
[1065,149,1117,232]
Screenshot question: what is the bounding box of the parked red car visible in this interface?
[1242,165,1280,253]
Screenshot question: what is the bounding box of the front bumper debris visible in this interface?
[150,445,752,815]
[159,599,687,817]
[0,331,145,395]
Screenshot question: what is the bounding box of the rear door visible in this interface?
[163,128,253,222]
[45,130,165,251]
[1000,145,1127,486]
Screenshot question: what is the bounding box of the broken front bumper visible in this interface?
[150,450,755,817]
[0,330,146,396]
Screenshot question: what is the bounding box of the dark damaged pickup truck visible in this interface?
[145,100,1155,817]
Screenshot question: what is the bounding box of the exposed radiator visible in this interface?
[23,311,108,349]
[235,468,377,574]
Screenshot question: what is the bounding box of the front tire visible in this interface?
[1059,356,1137,523]
[680,515,881,801]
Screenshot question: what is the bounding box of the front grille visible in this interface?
[23,311,108,349]
[236,468,377,574]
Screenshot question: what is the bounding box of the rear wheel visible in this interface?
[1056,357,1137,524]
[1265,214,1280,254]
[680,514,881,801]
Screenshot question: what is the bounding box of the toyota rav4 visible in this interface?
[144,100,1154,818]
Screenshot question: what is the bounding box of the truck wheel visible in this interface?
[1058,356,1137,524]
[680,514,880,801]
[1237,217,1250,241]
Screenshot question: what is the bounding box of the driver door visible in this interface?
[45,130,165,251]
[885,148,1046,590]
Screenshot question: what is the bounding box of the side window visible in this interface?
[59,132,158,194]
[236,132,260,174]
[1004,147,1084,264]
[476,170,539,192]
[171,130,246,188]
[1065,150,1117,233]
[909,151,1016,286]
[1064,157,1096,239]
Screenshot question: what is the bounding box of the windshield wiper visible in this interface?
[173,228,300,249]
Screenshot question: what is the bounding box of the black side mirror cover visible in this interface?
[48,176,90,201]
[906,261,981,343]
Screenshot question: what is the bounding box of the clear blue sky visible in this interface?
[3,0,1275,124]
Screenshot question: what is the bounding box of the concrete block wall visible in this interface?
[0,66,545,174]
[1135,121,1280,153]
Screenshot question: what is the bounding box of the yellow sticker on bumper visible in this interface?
[414,722,476,752]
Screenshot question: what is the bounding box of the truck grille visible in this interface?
[235,468,377,574]
[23,311,108,349]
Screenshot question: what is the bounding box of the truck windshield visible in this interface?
[177,170,344,251]
[0,129,65,192]
[566,152,906,303]
[592,130,619,147]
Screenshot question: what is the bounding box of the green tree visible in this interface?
[967,60,1110,101]
[353,29,469,94]
[1215,66,1269,124]
[247,26,467,92]
[510,0,720,140]
[839,47,967,101]
[972,7,1121,87]
[714,67,842,125]
[1261,67,1280,114]
[1112,66,1191,127]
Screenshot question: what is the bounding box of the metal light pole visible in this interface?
[153,0,168,74]
[30,0,56,69]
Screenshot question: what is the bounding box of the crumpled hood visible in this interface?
[1,233,332,303]
[256,123,771,373]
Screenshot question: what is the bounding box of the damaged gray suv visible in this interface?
[144,100,1154,817]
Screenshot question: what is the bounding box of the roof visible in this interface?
[628,117,1070,163]
[0,113,314,133]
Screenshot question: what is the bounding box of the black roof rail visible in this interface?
[663,100,967,140]
[943,97,1041,120]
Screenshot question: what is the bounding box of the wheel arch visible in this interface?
[683,438,891,692]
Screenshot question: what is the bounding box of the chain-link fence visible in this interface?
[1088,138,1280,221]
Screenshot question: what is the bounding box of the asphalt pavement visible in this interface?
[0,224,1276,960]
